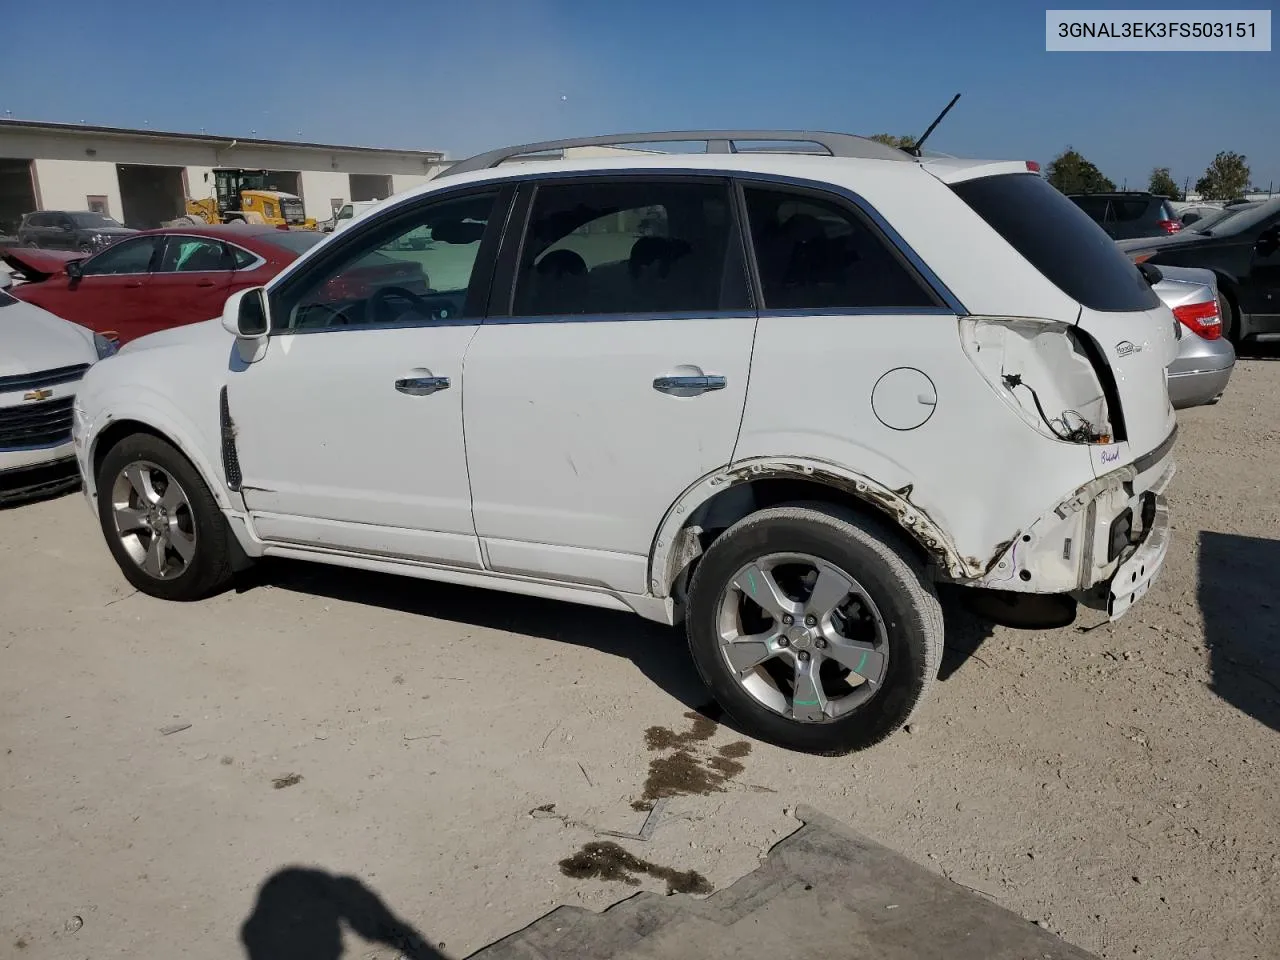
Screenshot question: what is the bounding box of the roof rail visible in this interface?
[438,130,912,178]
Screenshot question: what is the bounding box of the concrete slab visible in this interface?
[469,806,1097,960]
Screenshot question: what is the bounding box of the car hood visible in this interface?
[0,247,82,281]
[118,316,229,355]
[0,295,97,377]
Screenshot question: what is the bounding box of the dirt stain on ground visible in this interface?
[559,841,712,895]
[271,773,303,790]
[640,711,752,801]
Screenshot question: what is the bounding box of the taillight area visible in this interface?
[1157,219,1182,234]
[1173,300,1222,340]
[1026,160,1041,173]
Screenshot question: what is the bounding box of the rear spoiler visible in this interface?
[0,247,83,282]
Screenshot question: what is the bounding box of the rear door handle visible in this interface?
[124,280,143,288]
[395,375,450,396]
[653,374,727,397]
[195,279,216,287]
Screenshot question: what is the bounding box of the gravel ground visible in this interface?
[2,360,1277,960]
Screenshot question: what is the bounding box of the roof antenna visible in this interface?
[906,93,961,158]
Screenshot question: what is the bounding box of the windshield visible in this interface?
[1202,198,1279,236]
[69,212,123,228]
[263,232,326,254]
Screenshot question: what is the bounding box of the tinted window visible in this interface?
[1112,198,1151,222]
[24,213,49,227]
[953,175,1159,312]
[1071,196,1109,221]
[512,179,747,316]
[743,187,938,310]
[276,191,498,331]
[159,236,229,272]
[80,236,162,276]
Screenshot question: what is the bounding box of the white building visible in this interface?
[0,119,446,233]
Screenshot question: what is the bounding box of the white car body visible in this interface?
[70,133,1179,749]
[74,146,1176,613]
[0,270,107,502]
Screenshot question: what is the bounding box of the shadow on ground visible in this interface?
[241,867,447,960]
[1198,531,1280,733]
[255,560,714,713]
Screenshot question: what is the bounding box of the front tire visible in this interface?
[96,433,234,601]
[685,505,943,754]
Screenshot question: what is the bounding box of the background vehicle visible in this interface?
[1069,191,1181,239]
[0,268,114,503]
[326,200,382,234]
[3,225,324,344]
[1119,197,1280,344]
[184,169,316,230]
[16,211,138,253]
[1153,265,1236,408]
[74,130,1178,754]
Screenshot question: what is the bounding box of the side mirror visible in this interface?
[65,259,84,280]
[221,287,270,339]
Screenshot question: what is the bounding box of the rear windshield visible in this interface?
[952,174,1159,312]
[261,231,326,254]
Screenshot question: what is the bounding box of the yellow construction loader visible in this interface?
[183,169,316,229]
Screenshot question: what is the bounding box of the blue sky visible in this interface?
[1,0,1276,190]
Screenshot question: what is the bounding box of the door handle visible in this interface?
[124,280,143,288]
[195,279,215,287]
[395,375,450,396]
[653,374,727,397]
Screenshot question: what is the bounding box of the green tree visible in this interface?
[1148,167,1183,201]
[869,133,916,150]
[1045,148,1116,194]
[1194,151,1250,201]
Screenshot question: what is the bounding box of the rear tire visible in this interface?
[1217,290,1237,342]
[96,433,234,601]
[685,504,943,755]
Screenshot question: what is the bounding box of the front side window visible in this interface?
[80,236,161,276]
[159,237,229,272]
[511,178,747,317]
[743,186,938,311]
[275,191,498,331]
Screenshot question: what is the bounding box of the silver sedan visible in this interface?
[1154,265,1236,409]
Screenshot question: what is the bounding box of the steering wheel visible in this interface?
[298,301,356,328]
[369,286,438,325]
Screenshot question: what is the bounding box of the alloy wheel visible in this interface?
[110,460,198,580]
[715,552,890,723]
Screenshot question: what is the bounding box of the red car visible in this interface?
[2,225,432,345]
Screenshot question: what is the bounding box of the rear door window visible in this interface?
[953,174,1159,312]
[742,186,939,310]
[510,178,748,316]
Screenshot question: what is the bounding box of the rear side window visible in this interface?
[512,179,748,316]
[743,186,938,310]
[953,175,1159,312]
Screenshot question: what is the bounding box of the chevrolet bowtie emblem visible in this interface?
[23,388,53,402]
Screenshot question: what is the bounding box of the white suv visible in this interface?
[72,132,1177,753]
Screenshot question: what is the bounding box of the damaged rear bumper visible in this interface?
[1102,487,1171,620]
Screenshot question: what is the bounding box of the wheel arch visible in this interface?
[86,399,233,512]
[648,457,972,604]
